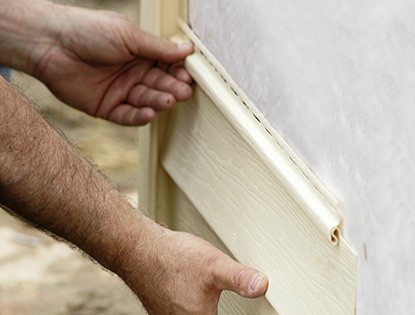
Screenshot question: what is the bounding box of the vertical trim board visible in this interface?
[138,0,184,222]
[139,0,161,33]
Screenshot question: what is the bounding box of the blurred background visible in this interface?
[0,0,148,314]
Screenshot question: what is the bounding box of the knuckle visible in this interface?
[232,267,247,287]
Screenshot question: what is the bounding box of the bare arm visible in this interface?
[0,1,269,313]
[0,78,267,314]
[0,77,146,271]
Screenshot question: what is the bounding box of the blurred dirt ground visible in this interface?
[0,0,149,314]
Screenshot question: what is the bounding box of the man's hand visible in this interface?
[35,7,193,126]
[117,225,269,314]
[0,0,194,125]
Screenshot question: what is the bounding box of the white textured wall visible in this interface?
[189,1,415,314]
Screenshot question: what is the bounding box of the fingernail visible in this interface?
[178,43,193,50]
[249,273,264,292]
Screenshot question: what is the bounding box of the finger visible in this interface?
[107,105,156,126]
[95,60,155,118]
[211,256,269,298]
[169,63,193,84]
[131,28,194,64]
[158,61,193,84]
[127,84,176,111]
[142,67,192,101]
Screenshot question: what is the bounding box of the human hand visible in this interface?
[116,224,268,314]
[33,5,193,125]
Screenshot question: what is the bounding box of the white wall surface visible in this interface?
[189,1,415,314]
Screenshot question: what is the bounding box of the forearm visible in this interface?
[0,0,62,75]
[0,77,156,273]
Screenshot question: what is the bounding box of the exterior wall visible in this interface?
[189,1,415,314]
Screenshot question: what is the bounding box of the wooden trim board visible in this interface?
[160,26,357,314]
[138,0,184,223]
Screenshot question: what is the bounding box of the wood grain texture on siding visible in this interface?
[161,32,357,314]
[171,185,278,315]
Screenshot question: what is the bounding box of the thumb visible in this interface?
[212,256,269,298]
[131,27,194,63]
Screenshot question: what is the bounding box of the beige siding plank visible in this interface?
[161,54,356,314]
